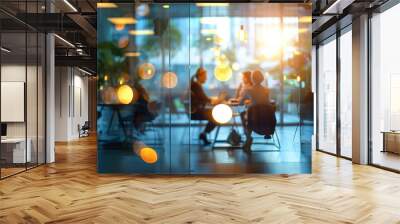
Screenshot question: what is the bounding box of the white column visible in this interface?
[352,14,369,164]
[46,32,55,163]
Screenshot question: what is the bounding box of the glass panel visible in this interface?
[317,37,337,154]
[27,30,38,169]
[0,8,28,177]
[38,32,46,165]
[371,4,400,171]
[339,29,352,158]
[97,3,312,174]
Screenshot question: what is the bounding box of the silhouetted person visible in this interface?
[234,70,253,104]
[241,70,271,152]
[190,68,222,145]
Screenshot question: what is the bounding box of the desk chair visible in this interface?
[246,104,280,151]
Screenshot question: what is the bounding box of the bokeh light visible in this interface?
[115,24,125,31]
[162,72,178,89]
[140,147,158,164]
[212,104,233,124]
[232,62,240,71]
[133,142,158,164]
[117,84,137,104]
[138,63,155,80]
[238,25,247,43]
[214,64,232,82]
[101,86,117,104]
[118,37,129,48]
[136,3,150,17]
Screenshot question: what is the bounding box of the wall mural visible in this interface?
[97,2,313,174]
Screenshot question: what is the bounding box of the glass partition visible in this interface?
[371,4,400,171]
[0,1,46,179]
[97,3,312,174]
[339,28,352,158]
[317,36,337,154]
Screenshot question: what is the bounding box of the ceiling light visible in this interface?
[163,4,170,9]
[78,67,93,76]
[1,47,11,53]
[299,16,312,23]
[196,3,229,7]
[322,0,354,15]
[97,3,118,8]
[129,29,154,36]
[63,0,78,12]
[54,34,75,48]
[108,17,136,25]
[125,52,141,57]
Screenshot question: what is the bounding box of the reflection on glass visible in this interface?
[1,31,27,177]
[371,4,400,171]
[340,30,352,158]
[97,3,312,174]
[317,37,337,154]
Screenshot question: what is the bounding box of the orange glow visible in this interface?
[138,63,155,80]
[140,147,158,164]
[118,37,129,48]
[97,3,118,8]
[102,86,117,104]
[162,72,178,89]
[108,17,136,25]
[129,29,154,36]
[214,64,232,82]
[117,85,137,104]
[125,52,140,57]
[115,24,125,31]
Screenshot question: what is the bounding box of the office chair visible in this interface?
[246,104,281,150]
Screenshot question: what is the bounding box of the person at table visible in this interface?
[241,70,271,152]
[133,82,160,133]
[233,70,253,104]
[190,67,224,145]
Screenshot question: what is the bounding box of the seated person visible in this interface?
[240,70,271,152]
[133,83,159,133]
[190,67,224,145]
[233,70,253,104]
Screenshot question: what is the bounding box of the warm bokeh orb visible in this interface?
[138,63,155,80]
[140,147,158,164]
[214,64,232,82]
[101,86,117,104]
[212,104,233,124]
[117,84,136,104]
[118,37,129,48]
[115,24,125,31]
[232,62,240,71]
[162,72,178,89]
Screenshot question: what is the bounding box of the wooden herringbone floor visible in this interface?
[1,136,400,224]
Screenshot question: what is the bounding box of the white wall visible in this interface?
[55,67,89,141]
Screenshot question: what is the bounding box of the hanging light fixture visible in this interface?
[238,25,247,43]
